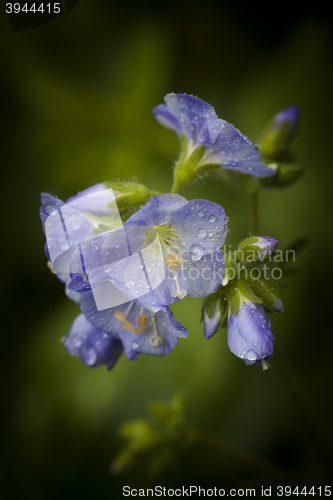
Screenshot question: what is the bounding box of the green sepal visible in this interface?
[259,113,298,162]
[202,289,228,330]
[172,135,221,192]
[204,290,221,319]
[226,279,263,315]
[173,144,205,189]
[237,236,261,261]
[103,181,157,211]
[222,252,239,286]
[219,295,228,329]
[243,275,283,312]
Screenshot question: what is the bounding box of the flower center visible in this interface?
[145,223,180,256]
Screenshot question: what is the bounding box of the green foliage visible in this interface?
[111,396,196,476]
[226,279,263,315]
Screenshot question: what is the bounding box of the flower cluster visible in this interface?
[40,93,293,371]
[40,185,228,369]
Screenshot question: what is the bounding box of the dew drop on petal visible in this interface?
[197,229,207,239]
[83,347,97,366]
[131,341,139,350]
[190,244,204,261]
[209,214,216,222]
[197,210,204,217]
[245,349,258,361]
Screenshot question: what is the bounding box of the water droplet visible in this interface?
[197,229,207,239]
[83,347,97,366]
[245,349,258,361]
[132,341,139,350]
[209,214,216,222]
[197,210,204,217]
[190,244,204,261]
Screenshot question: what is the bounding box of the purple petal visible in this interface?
[227,302,274,365]
[64,314,123,370]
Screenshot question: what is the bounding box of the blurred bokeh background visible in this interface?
[1,1,333,497]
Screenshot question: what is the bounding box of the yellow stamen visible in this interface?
[134,325,147,334]
[165,253,183,272]
[138,315,148,326]
[121,320,135,332]
[113,311,127,321]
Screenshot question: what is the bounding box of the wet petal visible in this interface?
[227,302,274,365]
[64,314,123,370]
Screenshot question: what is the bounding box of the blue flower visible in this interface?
[107,193,228,309]
[153,93,275,180]
[227,301,274,369]
[80,291,189,358]
[64,313,124,369]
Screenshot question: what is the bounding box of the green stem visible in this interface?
[251,189,259,235]
[171,178,180,194]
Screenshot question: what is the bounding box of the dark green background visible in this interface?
[1,1,333,497]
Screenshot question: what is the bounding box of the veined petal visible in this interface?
[119,307,188,357]
[172,199,228,254]
[153,93,221,148]
[80,292,188,357]
[125,193,188,229]
[204,120,274,177]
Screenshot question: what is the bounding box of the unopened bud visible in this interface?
[259,105,300,161]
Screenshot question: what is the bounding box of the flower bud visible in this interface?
[102,181,158,211]
[203,291,228,339]
[243,275,284,312]
[259,105,300,161]
[238,236,278,261]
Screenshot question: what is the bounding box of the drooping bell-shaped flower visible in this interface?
[64,313,125,369]
[227,301,274,369]
[80,290,189,358]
